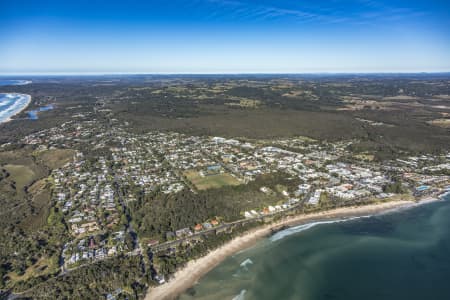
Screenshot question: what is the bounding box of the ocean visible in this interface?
[0,93,31,123]
[180,194,450,300]
[0,79,32,86]
[0,80,32,123]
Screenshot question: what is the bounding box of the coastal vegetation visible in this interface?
[0,74,448,298]
[129,172,299,240]
[1,74,450,159]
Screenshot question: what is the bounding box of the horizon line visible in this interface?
[1,71,450,76]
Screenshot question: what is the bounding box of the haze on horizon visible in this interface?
[1,0,450,74]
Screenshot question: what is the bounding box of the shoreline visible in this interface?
[0,93,32,124]
[0,80,32,86]
[145,197,443,300]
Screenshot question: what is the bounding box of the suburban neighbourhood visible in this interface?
[12,111,450,278]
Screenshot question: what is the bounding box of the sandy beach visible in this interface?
[0,93,32,124]
[145,197,442,300]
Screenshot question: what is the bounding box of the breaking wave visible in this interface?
[0,80,32,86]
[0,93,31,123]
[240,258,253,268]
[270,215,372,242]
[232,289,246,300]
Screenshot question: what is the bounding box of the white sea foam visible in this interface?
[232,259,252,277]
[240,258,253,268]
[0,80,32,86]
[270,215,372,242]
[16,80,32,85]
[0,93,31,124]
[439,191,450,199]
[270,198,449,243]
[232,289,246,300]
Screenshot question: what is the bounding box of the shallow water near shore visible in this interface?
[0,79,31,86]
[0,93,31,123]
[180,196,450,300]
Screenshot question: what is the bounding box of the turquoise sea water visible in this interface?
[181,195,450,300]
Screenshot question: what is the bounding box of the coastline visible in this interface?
[0,93,32,124]
[0,80,32,86]
[145,197,443,300]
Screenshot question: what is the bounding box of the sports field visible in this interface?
[184,170,241,190]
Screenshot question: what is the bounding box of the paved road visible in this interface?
[150,195,309,253]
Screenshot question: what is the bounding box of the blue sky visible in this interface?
[1,0,449,74]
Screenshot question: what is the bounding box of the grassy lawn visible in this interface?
[7,256,58,284]
[354,153,375,161]
[34,149,76,169]
[275,184,288,194]
[184,170,241,190]
[427,119,450,129]
[3,164,36,191]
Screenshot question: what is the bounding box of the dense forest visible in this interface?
[1,74,449,157]
[0,74,449,298]
[129,172,301,240]
[14,255,149,299]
